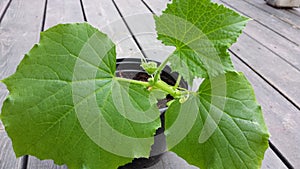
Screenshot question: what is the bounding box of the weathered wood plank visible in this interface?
[114,0,174,62]
[223,0,300,71]
[218,0,300,70]
[220,0,300,45]
[1,64,22,169]
[120,152,198,169]
[244,20,300,70]
[22,150,288,169]
[0,81,5,132]
[141,0,169,16]
[287,7,300,17]
[81,0,143,59]
[261,148,287,169]
[0,0,10,19]
[22,150,290,169]
[0,0,46,79]
[0,131,25,169]
[0,121,3,131]
[244,0,300,28]
[0,1,46,168]
[212,0,300,70]
[0,47,13,169]
[147,152,198,169]
[231,33,300,108]
[26,0,83,168]
[0,83,8,114]
[44,0,84,30]
[213,3,300,99]
[212,0,300,106]
[27,157,68,169]
[232,54,300,168]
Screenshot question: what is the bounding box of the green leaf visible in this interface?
[150,88,168,100]
[165,72,269,169]
[155,0,249,85]
[141,61,158,75]
[1,23,160,169]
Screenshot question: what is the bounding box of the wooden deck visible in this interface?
[0,0,299,168]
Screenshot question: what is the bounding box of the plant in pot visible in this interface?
[0,0,269,169]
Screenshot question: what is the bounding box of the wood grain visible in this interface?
[261,149,287,169]
[231,33,300,108]
[0,83,7,134]
[220,0,300,45]
[287,7,300,17]
[147,152,198,169]
[26,0,83,168]
[0,0,46,168]
[27,157,68,169]
[244,20,300,70]
[0,83,8,115]
[0,0,10,19]
[43,0,84,30]
[0,132,25,169]
[213,0,300,111]
[232,54,300,168]
[81,0,143,59]
[141,0,170,16]
[0,0,46,79]
[216,0,300,70]
[245,0,300,28]
[114,0,174,62]
[0,120,3,131]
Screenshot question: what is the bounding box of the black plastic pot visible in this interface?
[116,58,187,169]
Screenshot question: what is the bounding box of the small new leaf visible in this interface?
[150,88,168,100]
[141,61,158,75]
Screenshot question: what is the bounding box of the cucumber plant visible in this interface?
[0,0,269,168]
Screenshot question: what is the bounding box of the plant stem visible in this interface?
[174,75,181,89]
[153,80,181,97]
[154,57,169,83]
[115,76,182,98]
[114,77,150,87]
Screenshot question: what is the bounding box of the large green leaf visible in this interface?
[0,23,161,169]
[155,0,249,85]
[165,72,269,169]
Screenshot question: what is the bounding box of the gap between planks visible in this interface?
[113,0,174,62]
[216,0,300,110]
[26,0,84,168]
[0,0,12,22]
[82,0,144,59]
[245,0,300,29]
[0,132,27,169]
[220,0,300,46]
